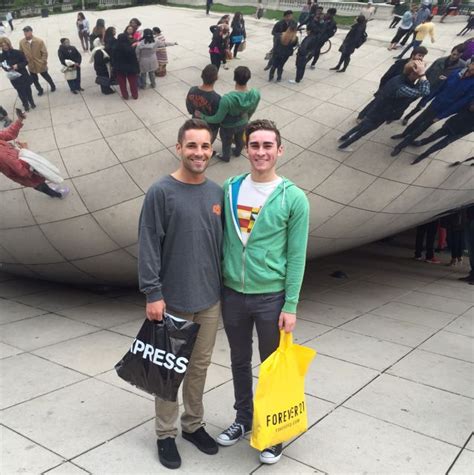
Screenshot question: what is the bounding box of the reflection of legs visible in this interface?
[139,72,147,88]
[358,98,377,120]
[219,127,233,161]
[393,107,438,153]
[30,73,43,93]
[425,220,438,260]
[399,28,413,45]
[232,125,245,156]
[149,71,156,88]
[295,54,306,82]
[116,73,129,99]
[339,119,381,149]
[40,71,56,90]
[414,134,461,163]
[310,44,322,67]
[415,224,427,258]
[34,182,62,198]
[402,103,423,125]
[128,74,138,99]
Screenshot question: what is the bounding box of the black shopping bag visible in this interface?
[115,313,200,401]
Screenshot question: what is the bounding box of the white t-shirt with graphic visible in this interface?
[237,175,282,245]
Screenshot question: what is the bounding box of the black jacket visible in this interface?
[379,58,409,89]
[339,23,366,56]
[0,48,31,88]
[231,19,246,39]
[209,27,226,53]
[112,41,139,74]
[93,49,111,77]
[272,19,289,36]
[58,45,82,66]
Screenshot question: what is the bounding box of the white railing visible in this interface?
[98,0,133,6]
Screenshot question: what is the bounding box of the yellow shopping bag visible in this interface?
[250,331,316,451]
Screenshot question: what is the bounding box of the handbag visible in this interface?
[6,70,21,80]
[225,49,233,60]
[95,76,111,87]
[238,40,246,52]
[115,314,201,401]
[250,331,316,450]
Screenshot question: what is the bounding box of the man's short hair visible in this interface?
[411,46,428,57]
[245,119,282,148]
[234,66,251,86]
[201,64,218,85]
[177,119,211,144]
[327,8,337,15]
[283,10,293,17]
[452,43,465,53]
[23,26,33,32]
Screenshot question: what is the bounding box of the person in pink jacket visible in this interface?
[0,114,68,198]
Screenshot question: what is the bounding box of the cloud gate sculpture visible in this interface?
[0,9,472,286]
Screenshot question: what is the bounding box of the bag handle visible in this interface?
[278,330,293,351]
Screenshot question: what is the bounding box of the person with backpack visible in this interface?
[330,15,367,73]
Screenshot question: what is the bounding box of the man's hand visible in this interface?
[146,299,166,321]
[412,60,426,77]
[278,312,296,333]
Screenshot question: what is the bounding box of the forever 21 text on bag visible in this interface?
[115,314,200,402]
[250,331,316,450]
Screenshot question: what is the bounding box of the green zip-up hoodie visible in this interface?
[201,89,261,128]
[223,173,309,314]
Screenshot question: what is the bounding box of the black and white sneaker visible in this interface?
[216,422,251,446]
[259,443,283,464]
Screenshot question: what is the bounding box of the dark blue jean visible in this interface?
[67,66,81,92]
[222,286,285,427]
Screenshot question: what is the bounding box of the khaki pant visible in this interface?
[155,301,220,439]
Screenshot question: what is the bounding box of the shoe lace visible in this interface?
[224,422,243,438]
[264,444,282,455]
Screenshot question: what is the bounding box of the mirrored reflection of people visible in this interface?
[58,38,83,94]
[19,26,56,96]
[0,114,68,199]
[0,37,35,111]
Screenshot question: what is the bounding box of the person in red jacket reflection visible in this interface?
[0,113,68,198]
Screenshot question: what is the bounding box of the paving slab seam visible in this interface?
[446,433,474,474]
[66,416,155,464]
[417,347,474,365]
[42,461,92,475]
[90,375,155,403]
[0,422,68,462]
[342,406,469,450]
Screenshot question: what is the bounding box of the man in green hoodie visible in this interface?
[215,119,309,464]
[196,66,260,162]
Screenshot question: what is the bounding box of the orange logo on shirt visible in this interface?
[212,204,222,216]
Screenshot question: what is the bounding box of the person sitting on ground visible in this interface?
[338,60,430,151]
[185,64,221,145]
[330,14,367,73]
[358,46,428,121]
[0,113,68,199]
[411,100,474,164]
[401,43,465,125]
[196,66,260,163]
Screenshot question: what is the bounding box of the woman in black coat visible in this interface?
[112,33,139,100]
[58,38,82,94]
[0,37,35,110]
[331,15,367,73]
[209,24,229,71]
